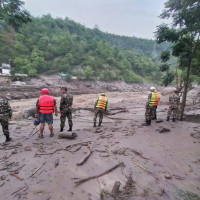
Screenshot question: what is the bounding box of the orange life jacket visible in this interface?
[39,95,54,113]
[149,92,159,106]
[96,96,108,110]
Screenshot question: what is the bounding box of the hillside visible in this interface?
[0,15,169,83]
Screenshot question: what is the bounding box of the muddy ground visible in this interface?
[0,80,200,200]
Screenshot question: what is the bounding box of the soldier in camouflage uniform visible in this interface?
[93,93,108,127]
[60,87,73,132]
[0,98,12,142]
[142,86,156,126]
[151,89,160,120]
[167,89,180,122]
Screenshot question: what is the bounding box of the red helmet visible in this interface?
[41,88,49,95]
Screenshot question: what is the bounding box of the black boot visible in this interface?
[5,135,12,142]
[172,118,176,122]
[60,127,63,132]
[93,122,96,127]
[68,125,72,132]
[142,120,150,126]
[166,117,169,121]
[149,120,151,125]
[98,121,102,127]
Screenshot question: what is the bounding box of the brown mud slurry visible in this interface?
[0,92,200,200]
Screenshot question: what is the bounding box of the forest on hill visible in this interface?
[0,15,170,83]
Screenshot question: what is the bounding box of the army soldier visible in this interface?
[167,89,180,122]
[93,93,108,127]
[142,86,156,126]
[0,98,12,142]
[60,87,73,132]
[151,89,160,120]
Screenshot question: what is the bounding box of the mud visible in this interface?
[0,79,200,200]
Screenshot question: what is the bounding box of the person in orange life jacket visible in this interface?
[142,86,156,126]
[151,89,160,120]
[35,88,58,138]
[93,93,108,127]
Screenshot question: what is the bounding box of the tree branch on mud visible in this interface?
[10,173,23,181]
[76,147,92,166]
[30,162,46,178]
[73,162,124,185]
[35,141,92,156]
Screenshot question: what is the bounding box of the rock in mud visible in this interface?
[156,126,171,133]
[22,106,35,119]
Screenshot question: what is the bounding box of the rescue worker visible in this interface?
[142,86,156,126]
[35,88,58,138]
[59,87,73,132]
[167,89,180,122]
[151,89,160,120]
[0,98,12,142]
[93,93,108,127]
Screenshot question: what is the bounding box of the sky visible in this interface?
[22,0,169,40]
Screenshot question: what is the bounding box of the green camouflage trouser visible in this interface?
[93,108,105,123]
[60,109,73,128]
[167,106,178,119]
[152,105,157,119]
[0,118,9,136]
[145,106,153,121]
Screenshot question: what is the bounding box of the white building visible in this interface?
[0,63,11,75]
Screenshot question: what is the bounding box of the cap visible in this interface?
[101,93,105,96]
[41,88,50,95]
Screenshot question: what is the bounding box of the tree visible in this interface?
[155,0,200,120]
[0,0,31,30]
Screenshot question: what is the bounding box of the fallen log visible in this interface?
[76,148,92,166]
[30,162,46,178]
[73,162,124,185]
[58,132,77,139]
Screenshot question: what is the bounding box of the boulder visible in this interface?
[161,87,176,96]
[22,106,35,119]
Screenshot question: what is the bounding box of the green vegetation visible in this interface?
[155,0,200,120]
[0,14,169,83]
[0,0,31,30]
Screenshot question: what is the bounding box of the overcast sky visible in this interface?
[23,0,169,39]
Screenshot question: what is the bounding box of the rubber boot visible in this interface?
[172,118,176,122]
[149,119,151,125]
[98,121,102,127]
[93,122,96,127]
[166,117,169,121]
[68,125,72,132]
[5,135,12,142]
[142,120,150,126]
[60,127,64,132]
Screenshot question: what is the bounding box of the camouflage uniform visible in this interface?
[145,93,153,121]
[60,93,73,130]
[151,105,157,120]
[167,93,180,120]
[93,108,105,124]
[0,98,12,139]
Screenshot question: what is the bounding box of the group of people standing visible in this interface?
[0,86,180,142]
[143,86,180,126]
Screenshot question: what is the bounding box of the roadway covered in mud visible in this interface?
[0,88,200,200]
